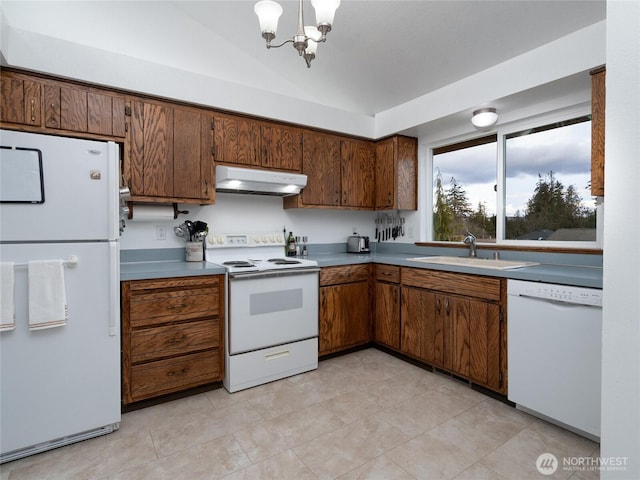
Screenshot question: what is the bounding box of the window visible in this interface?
[503,116,595,242]
[432,136,497,242]
[428,112,599,247]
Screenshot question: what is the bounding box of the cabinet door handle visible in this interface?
[30,99,36,122]
[166,335,186,344]
[167,304,187,310]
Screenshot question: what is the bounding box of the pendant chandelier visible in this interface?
[254,0,341,68]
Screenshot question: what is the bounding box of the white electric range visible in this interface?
[205,233,319,392]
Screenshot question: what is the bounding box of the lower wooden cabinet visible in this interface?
[319,264,371,356]
[121,275,224,404]
[374,265,400,349]
[400,267,506,394]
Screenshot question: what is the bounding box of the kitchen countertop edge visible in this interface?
[120,252,602,288]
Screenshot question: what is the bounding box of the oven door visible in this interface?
[228,268,319,355]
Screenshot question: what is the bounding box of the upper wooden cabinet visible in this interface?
[375,135,418,210]
[284,132,375,209]
[260,123,303,172]
[126,99,215,204]
[590,66,605,197]
[213,113,260,167]
[213,114,302,173]
[1,70,125,138]
[299,130,342,206]
[341,138,375,208]
[1,74,42,126]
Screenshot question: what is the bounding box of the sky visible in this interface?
[433,119,594,218]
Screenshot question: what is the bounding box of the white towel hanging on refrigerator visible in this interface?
[1,262,16,331]
[28,260,68,330]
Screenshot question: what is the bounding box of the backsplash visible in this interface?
[119,193,419,250]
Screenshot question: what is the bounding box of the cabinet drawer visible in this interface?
[131,319,220,363]
[401,267,501,302]
[130,350,220,402]
[130,288,218,327]
[375,264,400,283]
[320,264,370,286]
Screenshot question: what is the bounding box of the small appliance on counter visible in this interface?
[347,234,370,253]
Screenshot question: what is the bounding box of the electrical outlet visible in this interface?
[156,225,167,240]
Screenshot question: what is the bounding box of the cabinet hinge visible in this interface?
[499,372,503,387]
[499,311,504,323]
[124,123,129,133]
[124,106,131,117]
[211,146,216,157]
[211,120,215,130]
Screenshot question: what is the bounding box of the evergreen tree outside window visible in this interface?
[504,116,595,242]
[432,135,497,242]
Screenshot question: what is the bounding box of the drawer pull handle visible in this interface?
[264,349,290,361]
[166,335,186,344]
[167,304,187,310]
[167,368,188,377]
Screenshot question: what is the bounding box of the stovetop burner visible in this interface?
[223,260,255,267]
[268,258,301,265]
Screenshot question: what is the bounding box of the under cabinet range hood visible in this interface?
[215,166,307,196]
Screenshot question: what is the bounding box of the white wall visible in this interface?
[600,1,640,478]
[120,194,384,251]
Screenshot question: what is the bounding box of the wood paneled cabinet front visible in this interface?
[213,114,302,172]
[590,66,605,196]
[213,113,260,167]
[127,100,215,204]
[319,264,371,356]
[260,123,303,172]
[1,70,125,137]
[284,133,375,209]
[400,268,505,394]
[373,265,400,349]
[375,135,417,210]
[121,275,224,405]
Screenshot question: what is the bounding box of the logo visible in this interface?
[536,453,558,475]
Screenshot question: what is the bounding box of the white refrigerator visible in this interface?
[0,129,121,463]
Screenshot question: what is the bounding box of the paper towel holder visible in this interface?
[127,202,190,220]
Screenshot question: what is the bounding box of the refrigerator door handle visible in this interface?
[108,242,119,337]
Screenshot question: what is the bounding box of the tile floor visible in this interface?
[1,348,600,480]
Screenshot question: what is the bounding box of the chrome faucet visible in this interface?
[463,231,477,257]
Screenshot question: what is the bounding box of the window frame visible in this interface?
[424,104,602,249]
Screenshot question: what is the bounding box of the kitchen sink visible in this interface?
[407,256,540,270]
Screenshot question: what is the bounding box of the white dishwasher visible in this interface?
[507,279,602,440]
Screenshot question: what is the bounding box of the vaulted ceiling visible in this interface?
[169,0,605,115]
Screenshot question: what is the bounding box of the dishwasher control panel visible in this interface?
[507,280,602,307]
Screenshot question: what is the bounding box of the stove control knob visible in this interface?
[217,236,224,244]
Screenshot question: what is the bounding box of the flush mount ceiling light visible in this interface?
[471,108,499,128]
[254,0,340,68]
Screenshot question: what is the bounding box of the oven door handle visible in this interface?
[229,267,320,280]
